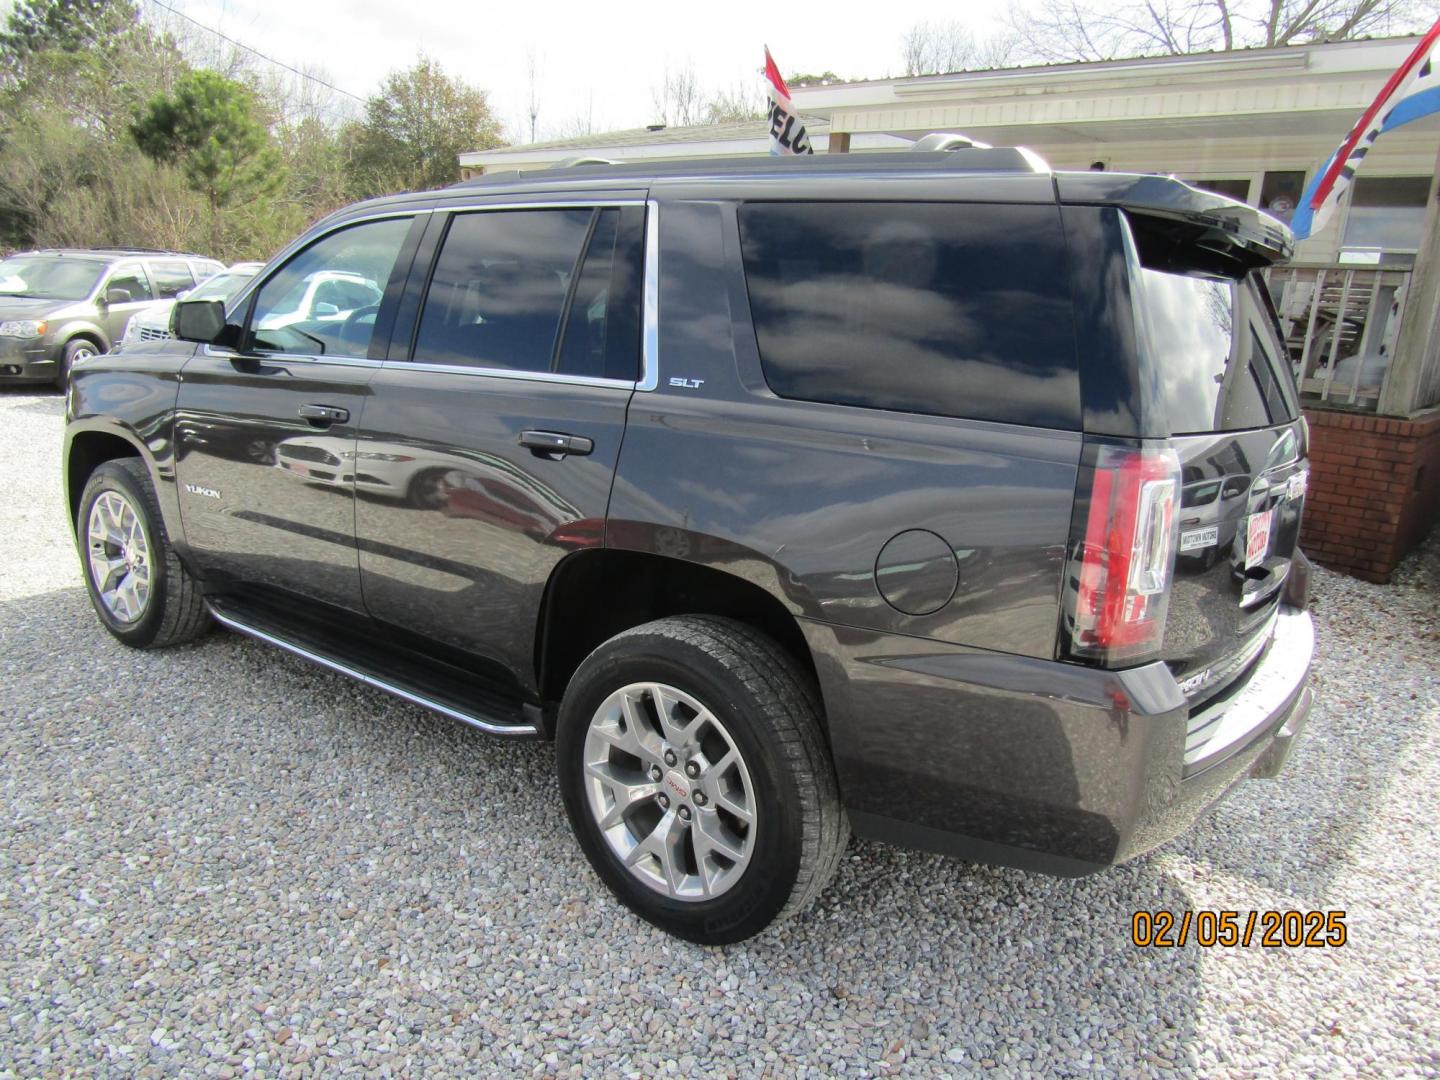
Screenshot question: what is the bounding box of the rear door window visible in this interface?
[412,206,644,380]
[1136,269,1299,433]
[414,209,590,373]
[736,201,1080,429]
[149,260,195,298]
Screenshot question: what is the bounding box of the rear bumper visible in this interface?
[802,606,1314,875]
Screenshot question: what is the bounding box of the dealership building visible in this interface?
[461,36,1440,580]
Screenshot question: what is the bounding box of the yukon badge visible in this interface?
[185,483,221,500]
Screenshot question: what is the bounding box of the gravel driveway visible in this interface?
[2,388,1437,1078]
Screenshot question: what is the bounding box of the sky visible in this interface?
[144,0,1010,142]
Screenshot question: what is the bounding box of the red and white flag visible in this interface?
[764,47,814,156]
[1293,18,1440,239]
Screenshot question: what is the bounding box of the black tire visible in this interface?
[557,615,847,944]
[56,337,99,389]
[76,458,210,649]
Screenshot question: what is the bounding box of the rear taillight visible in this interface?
[1063,442,1180,666]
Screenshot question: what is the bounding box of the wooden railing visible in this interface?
[1264,265,1412,410]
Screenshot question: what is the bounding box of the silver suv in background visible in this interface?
[116,262,265,350]
[0,248,223,387]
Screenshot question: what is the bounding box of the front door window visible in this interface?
[246,216,412,358]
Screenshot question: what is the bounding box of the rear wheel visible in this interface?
[557,616,847,944]
[77,459,210,648]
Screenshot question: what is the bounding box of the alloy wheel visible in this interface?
[86,490,152,623]
[582,681,757,900]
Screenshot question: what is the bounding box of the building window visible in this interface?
[1189,178,1251,202]
[1259,171,1306,223]
[1342,176,1429,252]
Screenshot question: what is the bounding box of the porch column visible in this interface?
[1378,144,1440,417]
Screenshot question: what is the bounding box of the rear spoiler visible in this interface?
[1055,172,1294,272]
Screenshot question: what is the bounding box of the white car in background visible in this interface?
[253,270,382,331]
[116,261,265,349]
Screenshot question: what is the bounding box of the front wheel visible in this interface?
[76,459,210,648]
[557,616,847,944]
[56,337,98,388]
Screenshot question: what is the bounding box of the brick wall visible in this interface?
[1302,407,1440,583]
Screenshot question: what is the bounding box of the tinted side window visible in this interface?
[414,209,592,372]
[248,216,412,357]
[552,210,616,379]
[150,260,195,298]
[737,202,1080,428]
[554,207,647,381]
[105,266,153,302]
[1136,270,1299,434]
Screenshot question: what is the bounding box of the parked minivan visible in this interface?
[0,248,223,385]
[63,145,1314,943]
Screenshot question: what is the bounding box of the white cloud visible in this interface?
[154,0,1008,143]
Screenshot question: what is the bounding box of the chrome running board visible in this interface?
[207,600,542,739]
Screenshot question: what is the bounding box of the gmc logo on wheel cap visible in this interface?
[665,774,688,800]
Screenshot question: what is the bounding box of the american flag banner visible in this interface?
[1292,19,1440,240]
[764,47,814,156]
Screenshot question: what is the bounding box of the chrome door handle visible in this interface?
[298,404,349,425]
[518,430,594,457]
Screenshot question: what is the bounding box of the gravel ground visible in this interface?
[2,387,1438,1079]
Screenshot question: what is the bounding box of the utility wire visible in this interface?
[141,0,368,104]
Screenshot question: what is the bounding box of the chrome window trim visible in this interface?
[379,359,636,389]
[200,198,662,391]
[435,198,645,214]
[201,343,384,368]
[383,197,655,392]
[639,198,659,391]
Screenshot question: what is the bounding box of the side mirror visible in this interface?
[172,299,228,344]
[313,302,340,318]
[105,287,133,305]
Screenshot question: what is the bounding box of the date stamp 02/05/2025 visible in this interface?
[1131,910,1347,948]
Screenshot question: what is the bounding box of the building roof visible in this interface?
[790,34,1434,148]
[458,34,1435,178]
[797,32,1425,91]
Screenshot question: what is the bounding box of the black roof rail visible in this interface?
[442,148,1051,191]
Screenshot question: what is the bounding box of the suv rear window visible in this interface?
[737,202,1079,429]
[1136,269,1299,434]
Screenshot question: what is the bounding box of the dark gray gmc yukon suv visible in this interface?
[64,146,1315,943]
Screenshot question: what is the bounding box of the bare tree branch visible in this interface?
[1009,0,1430,61]
[901,19,1024,75]
[650,63,702,127]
